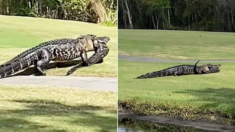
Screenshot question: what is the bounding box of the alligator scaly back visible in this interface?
[0,38,74,79]
[135,60,221,79]
[135,64,197,79]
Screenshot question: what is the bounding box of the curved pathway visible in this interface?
[119,54,235,63]
[0,76,117,92]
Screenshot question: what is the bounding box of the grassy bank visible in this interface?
[118,60,235,124]
[0,85,117,132]
[0,15,117,77]
[119,29,235,60]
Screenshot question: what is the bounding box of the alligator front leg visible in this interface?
[80,51,92,66]
[34,49,51,76]
[173,71,178,76]
[66,51,91,76]
[66,48,109,76]
[95,47,104,63]
[66,61,83,76]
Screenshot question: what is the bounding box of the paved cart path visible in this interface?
[119,54,235,63]
[0,76,117,92]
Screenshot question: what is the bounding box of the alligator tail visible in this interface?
[0,59,34,79]
[135,70,169,79]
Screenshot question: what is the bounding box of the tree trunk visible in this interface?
[162,10,165,30]
[90,0,108,23]
[168,8,170,28]
[110,0,114,9]
[135,0,141,14]
[231,12,234,30]
[122,1,127,28]
[6,0,9,15]
[28,0,32,9]
[163,18,165,29]
[46,6,49,17]
[152,15,156,29]
[155,12,159,29]
[124,0,133,29]
[36,1,39,15]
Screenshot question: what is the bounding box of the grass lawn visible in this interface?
[118,29,235,60]
[0,85,117,132]
[118,60,235,124]
[0,15,117,77]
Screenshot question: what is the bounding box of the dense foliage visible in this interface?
[0,0,117,25]
[118,0,235,32]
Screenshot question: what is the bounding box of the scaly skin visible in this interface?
[0,34,110,79]
[135,60,221,79]
[66,47,110,76]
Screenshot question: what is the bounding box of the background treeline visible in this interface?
[0,0,117,25]
[118,0,235,32]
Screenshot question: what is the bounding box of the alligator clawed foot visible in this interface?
[66,67,78,76]
[96,58,104,64]
[66,71,72,76]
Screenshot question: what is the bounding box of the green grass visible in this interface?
[0,15,117,77]
[118,29,235,60]
[118,60,235,124]
[0,85,117,132]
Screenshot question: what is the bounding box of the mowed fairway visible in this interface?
[0,15,117,77]
[118,30,235,125]
[0,85,117,132]
[119,29,235,60]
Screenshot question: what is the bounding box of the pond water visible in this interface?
[118,118,217,132]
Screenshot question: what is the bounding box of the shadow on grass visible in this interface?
[175,88,235,119]
[0,99,117,132]
[14,60,103,76]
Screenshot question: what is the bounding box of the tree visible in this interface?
[118,0,235,32]
[0,0,117,25]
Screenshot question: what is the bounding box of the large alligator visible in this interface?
[0,34,110,79]
[135,60,221,79]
